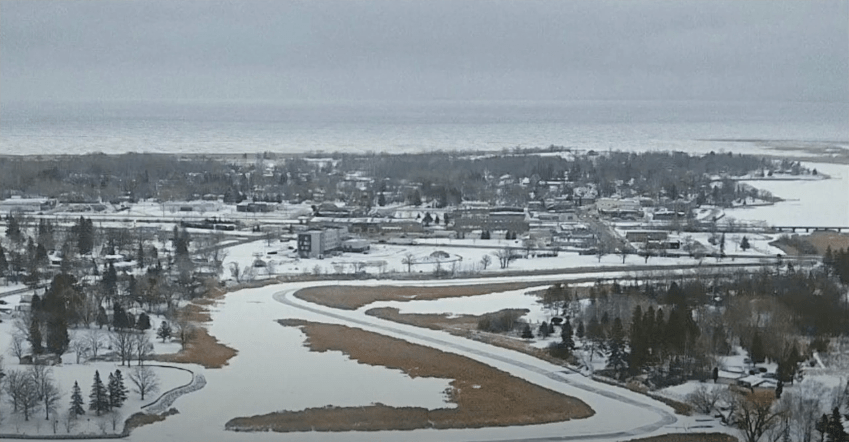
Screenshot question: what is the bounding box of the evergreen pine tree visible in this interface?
[70,381,85,417]
[46,315,70,356]
[826,407,848,442]
[817,414,830,442]
[113,304,129,330]
[157,320,172,342]
[108,370,128,409]
[76,217,94,256]
[6,214,22,244]
[43,274,72,355]
[136,312,151,331]
[576,320,585,339]
[29,314,43,354]
[643,306,656,350]
[740,236,751,251]
[521,323,534,339]
[538,320,550,338]
[23,239,41,288]
[96,305,109,329]
[59,241,73,275]
[108,372,117,409]
[103,263,118,300]
[136,239,145,269]
[749,330,766,364]
[628,305,647,374]
[0,243,8,278]
[606,317,628,378]
[89,371,109,416]
[35,243,48,267]
[561,319,575,352]
[127,275,138,306]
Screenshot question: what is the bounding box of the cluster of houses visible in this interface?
[2,189,695,260]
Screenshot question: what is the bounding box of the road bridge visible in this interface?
[772,226,849,233]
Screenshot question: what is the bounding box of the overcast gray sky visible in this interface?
[1,0,847,103]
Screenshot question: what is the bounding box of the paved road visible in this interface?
[272,275,695,442]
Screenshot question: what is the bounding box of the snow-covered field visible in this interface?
[0,296,196,437]
[223,236,775,282]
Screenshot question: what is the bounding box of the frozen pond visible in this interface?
[724,162,849,227]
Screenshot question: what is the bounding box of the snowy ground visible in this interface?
[0,296,197,437]
[223,235,775,282]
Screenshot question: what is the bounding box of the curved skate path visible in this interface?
[273,277,679,441]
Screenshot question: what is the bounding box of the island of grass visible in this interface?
[293,281,557,310]
[225,319,594,432]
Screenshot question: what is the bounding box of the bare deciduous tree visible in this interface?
[128,366,160,401]
[69,339,87,364]
[729,389,787,442]
[402,253,414,273]
[480,254,491,270]
[132,332,153,366]
[686,384,724,414]
[9,333,26,363]
[29,363,58,420]
[495,247,514,269]
[228,262,241,282]
[109,330,136,367]
[109,410,122,431]
[5,369,40,421]
[174,314,195,349]
[84,328,104,360]
[63,410,77,434]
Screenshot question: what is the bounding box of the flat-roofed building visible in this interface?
[0,196,57,213]
[298,228,344,258]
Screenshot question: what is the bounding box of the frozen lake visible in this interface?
[724,162,849,227]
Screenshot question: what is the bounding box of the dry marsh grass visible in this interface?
[154,326,237,369]
[225,319,593,432]
[154,293,237,369]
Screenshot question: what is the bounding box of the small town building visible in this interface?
[236,201,277,213]
[163,201,221,213]
[297,228,345,258]
[625,230,669,243]
[341,238,370,253]
[0,196,57,213]
[452,206,529,235]
[596,198,642,218]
